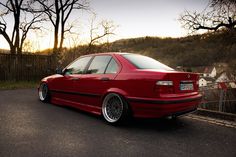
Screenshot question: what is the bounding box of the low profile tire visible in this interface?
[102,93,129,124]
[38,83,50,102]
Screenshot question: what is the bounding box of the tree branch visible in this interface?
[179,0,236,33]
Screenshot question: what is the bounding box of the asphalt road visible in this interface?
[0,89,235,157]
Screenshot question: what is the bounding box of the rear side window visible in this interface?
[87,55,112,74]
[105,59,119,74]
[122,54,173,71]
[66,56,92,74]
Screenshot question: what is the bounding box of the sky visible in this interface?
[0,0,209,51]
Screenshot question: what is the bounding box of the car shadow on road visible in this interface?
[55,104,190,132]
[120,117,190,131]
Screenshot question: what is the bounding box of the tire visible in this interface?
[102,93,129,124]
[38,83,50,102]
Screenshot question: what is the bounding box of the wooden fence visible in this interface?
[0,53,56,81]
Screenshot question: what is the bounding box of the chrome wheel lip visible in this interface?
[102,93,123,123]
[39,83,48,101]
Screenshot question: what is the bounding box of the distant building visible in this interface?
[176,66,185,72]
[199,77,215,87]
[192,66,216,78]
[216,72,231,83]
[190,63,236,88]
[204,67,217,78]
[229,82,236,89]
[215,72,236,89]
[199,78,207,87]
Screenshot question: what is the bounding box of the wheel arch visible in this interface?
[102,88,133,116]
[38,80,48,90]
[102,88,128,100]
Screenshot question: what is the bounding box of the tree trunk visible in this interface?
[53,0,60,52]
[0,29,15,54]
[53,25,59,52]
[59,11,64,50]
[14,3,21,55]
[59,24,64,50]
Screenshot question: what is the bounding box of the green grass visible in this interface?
[0,81,39,90]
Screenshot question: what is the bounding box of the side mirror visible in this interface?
[56,68,63,75]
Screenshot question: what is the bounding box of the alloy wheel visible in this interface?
[102,93,124,123]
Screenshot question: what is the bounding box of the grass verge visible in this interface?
[0,81,39,90]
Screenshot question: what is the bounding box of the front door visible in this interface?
[51,56,92,103]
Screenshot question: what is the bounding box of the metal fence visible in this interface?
[0,53,56,81]
[199,87,236,114]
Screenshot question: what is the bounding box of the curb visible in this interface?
[186,114,236,129]
[192,108,236,122]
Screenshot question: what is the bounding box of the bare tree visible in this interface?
[87,15,117,52]
[22,39,35,53]
[19,13,46,53]
[0,0,45,54]
[64,20,81,48]
[34,0,88,52]
[179,0,236,33]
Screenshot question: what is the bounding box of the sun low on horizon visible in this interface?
[0,0,208,52]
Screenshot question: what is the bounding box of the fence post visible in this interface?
[219,89,224,112]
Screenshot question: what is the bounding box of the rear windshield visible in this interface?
[122,54,173,71]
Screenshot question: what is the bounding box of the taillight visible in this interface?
[155,81,174,94]
[156,81,173,86]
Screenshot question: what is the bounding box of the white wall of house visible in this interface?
[202,67,216,78]
[229,82,236,88]
[209,67,217,78]
[206,80,213,84]
[199,78,207,87]
[216,73,230,82]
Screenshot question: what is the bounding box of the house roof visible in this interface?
[200,77,216,82]
[216,71,235,82]
[192,66,215,73]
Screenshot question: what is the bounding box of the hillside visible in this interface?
[108,30,236,68]
[2,30,235,72]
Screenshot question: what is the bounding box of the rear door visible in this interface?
[74,55,120,107]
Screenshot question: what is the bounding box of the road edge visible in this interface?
[193,108,236,122]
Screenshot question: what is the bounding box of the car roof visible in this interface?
[81,52,131,57]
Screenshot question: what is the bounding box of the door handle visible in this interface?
[70,77,80,80]
[100,77,110,81]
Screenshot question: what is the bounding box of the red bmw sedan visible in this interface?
[38,53,202,124]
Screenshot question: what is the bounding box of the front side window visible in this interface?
[122,54,173,71]
[66,56,92,74]
[87,55,112,74]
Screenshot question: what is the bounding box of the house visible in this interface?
[176,66,192,72]
[229,82,236,88]
[215,72,236,89]
[199,78,207,87]
[204,66,217,77]
[199,77,215,87]
[215,72,231,83]
[176,66,185,72]
[192,66,216,78]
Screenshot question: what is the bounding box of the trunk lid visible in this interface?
[165,71,199,93]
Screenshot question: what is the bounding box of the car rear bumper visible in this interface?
[126,94,202,118]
